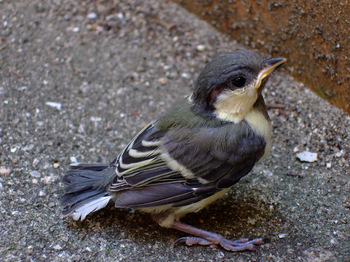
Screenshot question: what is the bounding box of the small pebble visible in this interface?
[52,244,63,251]
[87,12,97,20]
[181,72,190,78]
[70,156,78,164]
[196,44,206,51]
[33,158,40,166]
[18,86,28,91]
[158,77,168,85]
[117,12,124,20]
[23,144,34,151]
[296,151,318,162]
[90,116,102,122]
[10,147,17,153]
[0,166,11,175]
[30,171,41,178]
[41,174,58,184]
[217,251,225,259]
[27,246,33,255]
[46,101,62,110]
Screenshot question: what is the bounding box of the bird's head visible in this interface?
[192,50,286,122]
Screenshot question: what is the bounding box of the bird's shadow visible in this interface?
[64,192,289,249]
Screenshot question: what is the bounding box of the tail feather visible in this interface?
[63,164,110,193]
[71,194,111,221]
[61,163,115,221]
[61,189,106,211]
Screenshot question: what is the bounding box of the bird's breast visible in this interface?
[244,109,272,159]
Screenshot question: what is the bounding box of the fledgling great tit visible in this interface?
[61,50,286,252]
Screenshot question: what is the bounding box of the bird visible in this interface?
[61,49,286,252]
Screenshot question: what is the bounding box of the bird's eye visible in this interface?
[231,77,246,88]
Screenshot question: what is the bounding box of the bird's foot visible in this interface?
[170,221,269,252]
[173,235,268,252]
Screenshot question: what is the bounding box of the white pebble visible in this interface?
[46,101,62,110]
[330,238,337,245]
[53,244,63,251]
[90,116,102,122]
[117,12,124,20]
[181,72,190,79]
[296,151,318,162]
[87,12,97,20]
[70,156,78,164]
[10,147,17,153]
[67,26,80,32]
[196,44,206,51]
[30,171,41,178]
[18,86,28,91]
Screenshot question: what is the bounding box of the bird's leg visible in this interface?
[170,221,268,252]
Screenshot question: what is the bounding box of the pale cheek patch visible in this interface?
[213,83,258,123]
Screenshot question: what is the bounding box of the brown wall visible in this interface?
[173,0,350,113]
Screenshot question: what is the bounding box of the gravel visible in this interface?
[1,0,349,261]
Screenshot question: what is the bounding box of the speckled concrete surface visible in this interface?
[0,1,349,261]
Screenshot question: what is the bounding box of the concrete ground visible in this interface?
[1,1,349,261]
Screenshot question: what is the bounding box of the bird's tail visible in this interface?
[61,163,116,221]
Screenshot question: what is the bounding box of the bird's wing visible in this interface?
[164,120,267,189]
[110,122,196,208]
[109,116,266,209]
[110,122,186,189]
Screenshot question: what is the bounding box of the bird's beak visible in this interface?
[255,57,287,90]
